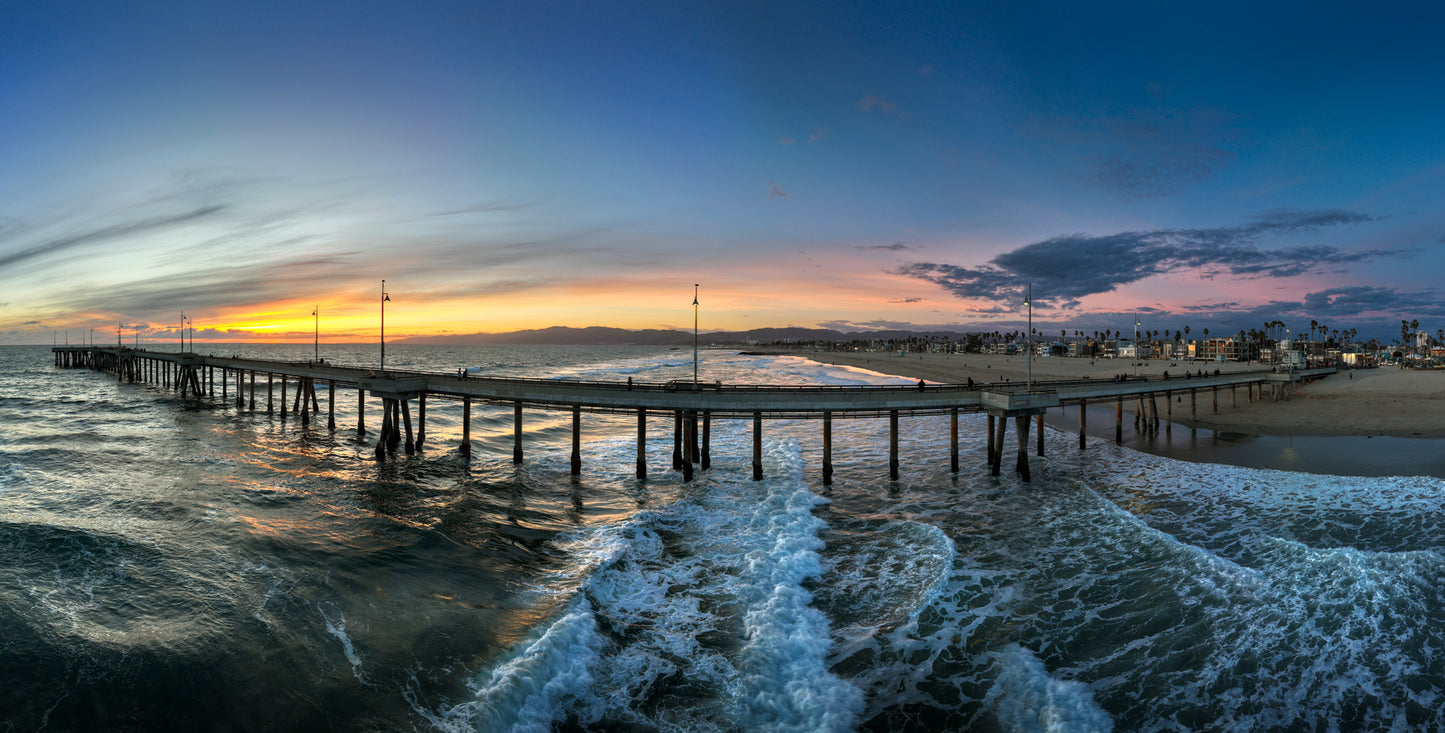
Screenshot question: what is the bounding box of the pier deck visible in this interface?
[52,346,1335,483]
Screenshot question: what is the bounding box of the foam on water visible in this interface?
[437,435,863,731]
[989,644,1114,733]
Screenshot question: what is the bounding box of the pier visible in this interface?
[52,346,1335,483]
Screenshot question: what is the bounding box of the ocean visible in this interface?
[4,343,1445,731]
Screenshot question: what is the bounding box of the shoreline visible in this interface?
[759,349,1445,440]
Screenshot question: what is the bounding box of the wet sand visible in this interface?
[769,350,1445,439]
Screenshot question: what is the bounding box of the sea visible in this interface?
[5,342,1445,732]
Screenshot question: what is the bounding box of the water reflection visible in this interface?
[1047,404,1445,478]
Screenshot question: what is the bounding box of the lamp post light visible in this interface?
[380,281,391,372]
[312,306,319,362]
[693,283,699,385]
[180,312,187,353]
[1024,283,1032,390]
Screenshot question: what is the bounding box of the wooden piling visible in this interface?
[249,371,256,410]
[387,400,402,454]
[327,380,336,431]
[357,389,366,434]
[267,373,274,413]
[416,394,426,449]
[752,411,763,481]
[461,398,472,457]
[375,398,391,460]
[889,410,899,480]
[401,399,415,455]
[635,408,645,480]
[949,407,959,473]
[672,411,683,470]
[1036,412,1045,456]
[992,414,1006,476]
[1078,399,1087,450]
[1015,415,1031,482]
[570,405,581,477]
[701,411,711,471]
[1115,397,1123,444]
[513,402,524,463]
[822,411,834,485]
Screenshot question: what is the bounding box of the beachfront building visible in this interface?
[1195,337,1240,362]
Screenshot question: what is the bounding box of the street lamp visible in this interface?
[180,311,187,352]
[312,306,319,362]
[1024,283,1032,390]
[380,280,391,372]
[693,283,699,385]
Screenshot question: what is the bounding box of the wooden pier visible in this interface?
[52,346,1335,483]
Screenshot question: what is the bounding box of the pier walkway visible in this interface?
[52,346,1335,483]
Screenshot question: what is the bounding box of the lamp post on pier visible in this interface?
[1024,283,1033,390]
[693,283,699,386]
[179,312,187,353]
[380,281,391,372]
[312,306,319,362]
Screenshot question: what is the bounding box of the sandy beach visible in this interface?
[764,349,1445,438]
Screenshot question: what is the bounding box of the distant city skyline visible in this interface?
[3,2,1445,345]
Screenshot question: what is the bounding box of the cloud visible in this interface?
[427,201,536,217]
[897,209,1389,309]
[809,127,828,143]
[858,241,912,252]
[888,297,923,304]
[768,182,789,198]
[858,94,903,117]
[0,205,226,270]
[1035,104,1241,198]
[778,136,796,145]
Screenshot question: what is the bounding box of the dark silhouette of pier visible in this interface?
[52,346,1334,483]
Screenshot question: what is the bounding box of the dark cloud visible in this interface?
[897,209,1389,309]
[888,297,923,304]
[768,182,789,198]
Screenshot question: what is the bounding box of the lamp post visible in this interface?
[1024,283,1032,390]
[312,306,319,362]
[693,283,699,385]
[380,281,391,372]
[180,312,187,352]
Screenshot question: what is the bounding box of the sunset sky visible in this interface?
[4,1,1444,345]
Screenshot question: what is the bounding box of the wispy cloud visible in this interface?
[0,205,226,270]
[768,182,789,198]
[1033,103,1241,198]
[858,94,904,117]
[858,241,912,252]
[888,297,923,304]
[897,209,1391,309]
[809,127,829,143]
[778,136,796,145]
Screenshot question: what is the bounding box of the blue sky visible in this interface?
[3,1,1443,345]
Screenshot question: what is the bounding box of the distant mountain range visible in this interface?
[394,326,974,346]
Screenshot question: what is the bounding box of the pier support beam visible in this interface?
[416,394,426,449]
[267,374,274,413]
[949,407,959,473]
[1115,397,1123,445]
[249,371,256,410]
[387,400,402,454]
[401,398,415,455]
[327,380,336,431]
[1078,399,1087,450]
[701,412,711,471]
[1015,415,1032,482]
[889,410,900,480]
[752,411,763,481]
[1036,413,1045,456]
[1190,388,1197,421]
[461,398,472,458]
[991,414,1006,476]
[570,405,581,477]
[513,403,524,464]
[357,389,366,435]
[822,411,834,485]
[280,377,287,420]
[672,411,683,471]
[1212,387,1218,414]
[635,408,646,480]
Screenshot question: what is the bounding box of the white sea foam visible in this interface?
[988,644,1113,733]
[438,435,861,731]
